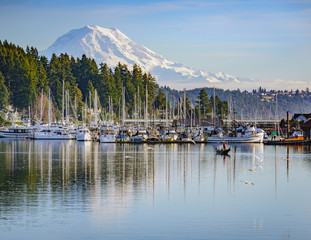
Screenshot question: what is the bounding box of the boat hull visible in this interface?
[30,132,74,140]
[206,133,264,143]
[99,135,116,143]
[0,131,30,138]
[77,134,92,141]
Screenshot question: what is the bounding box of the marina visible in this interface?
[1,3,311,239]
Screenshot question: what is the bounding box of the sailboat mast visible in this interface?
[84,98,87,127]
[48,88,51,130]
[166,90,168,128]
[89,91,92,125]
[134,94,137,125]
[145,86,148,129]
[183,89,186,128]
[40,88,43,123]
[213,87,216,127]
[137,86,140,119]
[94,89,98,127]
[65,90,68,125]
[62,80,64,125]
[122,87,125,126]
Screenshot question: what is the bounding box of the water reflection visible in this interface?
[1,141,310,201]
[1,140,311,239]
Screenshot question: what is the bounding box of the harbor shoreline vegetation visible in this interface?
[0,40,310,124]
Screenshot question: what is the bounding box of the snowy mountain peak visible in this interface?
[40,25,251,90]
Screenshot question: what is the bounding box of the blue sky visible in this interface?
[0,0,310,89]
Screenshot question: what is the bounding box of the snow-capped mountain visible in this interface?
[40,25,251,90]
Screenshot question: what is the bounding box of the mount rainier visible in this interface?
[40,25,251,90]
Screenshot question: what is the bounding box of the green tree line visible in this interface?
[3,40,307,124]
[0,41,159,122]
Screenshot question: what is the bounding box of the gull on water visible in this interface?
[240,180,255,185]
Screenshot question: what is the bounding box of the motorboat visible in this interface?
[30,128,74,140]
[215,142,231,155]
[0,124,32,138]
[162,129,178,142]
[99,126,116,143]
[131,129,148,142]
[216,148,231,155]
[179,132,194,143]
[76,128,92,141]
[206,126,264,143]
[192,129,205,142]
[116,128,131,142]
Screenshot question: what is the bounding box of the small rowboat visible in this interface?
[216,148,231,155]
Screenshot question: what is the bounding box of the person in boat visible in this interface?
[222,142,226,150]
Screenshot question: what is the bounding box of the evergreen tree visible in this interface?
[0,72,8,110]
[198,88,211,117]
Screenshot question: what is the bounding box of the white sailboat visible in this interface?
[31,88,74,140]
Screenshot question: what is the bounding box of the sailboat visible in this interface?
[31,88,74,140]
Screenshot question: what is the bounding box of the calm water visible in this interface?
[0,139,311,240]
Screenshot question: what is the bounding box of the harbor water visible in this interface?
[0,139,311,239]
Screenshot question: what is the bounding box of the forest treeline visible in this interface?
[0,40,229,123]
[0,40,310,123]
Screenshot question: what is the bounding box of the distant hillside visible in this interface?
[164,87,311,120]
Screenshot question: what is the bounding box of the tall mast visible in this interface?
[275,93,280,136]
[145,86,148,129]
[166,90,168,128]
[134,94,137,125]
[89,91,92,125]
[213,86,216,127]
[183,89,186,128]
[62,80,64,125]
[111,97,114,123]
[84,97,87,127]
[48,88,51,129]
[28,105,30,124]
[122,86,125,126]
[137,86,140,119]
[40,88,43,123]
[190,106,193,129]
[118,98,121,124]
[94,89,98,127]
[177,97,180,125]
[65,90,69,125]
